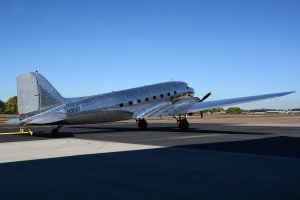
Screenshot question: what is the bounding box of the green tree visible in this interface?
[202,107,224,114]
[226,107,243,114]
[4,96,18,114]
[0,100,5,114]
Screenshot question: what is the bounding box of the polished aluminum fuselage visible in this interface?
[12,72,295,126]
[64,81,194,124]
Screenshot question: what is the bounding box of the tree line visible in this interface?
[202,107,243,114]
[0,96,18,114]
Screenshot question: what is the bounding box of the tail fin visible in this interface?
[17,72,64,114]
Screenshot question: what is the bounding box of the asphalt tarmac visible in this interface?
[0,116,300,200]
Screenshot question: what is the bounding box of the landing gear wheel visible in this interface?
[179,118,189,131]
[138,118,148,130]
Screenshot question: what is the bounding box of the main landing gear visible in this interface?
[174,115,189,131]
[136,118,148,130]
[51,124,64,136]
[136,116,189,131]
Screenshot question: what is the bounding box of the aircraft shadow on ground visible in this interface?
[1,145,299,200]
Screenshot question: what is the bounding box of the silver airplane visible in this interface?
[6,72,295,136]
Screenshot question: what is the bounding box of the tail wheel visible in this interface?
[51,124,64,137]
[51,128,59,137]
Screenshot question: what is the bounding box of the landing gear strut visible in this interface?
[136,118,147,130]
[51,124,64,136]
[174,115,189,131]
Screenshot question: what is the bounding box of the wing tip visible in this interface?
[286,91,296,95]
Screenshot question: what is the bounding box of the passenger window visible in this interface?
[167,92,170,96]
[145,97,149,101]
[129,101,133,105]
[153,96,157,100]
[160,94,164,98]
[137,99,141,103]
[119,103,124,107]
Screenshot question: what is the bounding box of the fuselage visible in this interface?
[64,81,195,124]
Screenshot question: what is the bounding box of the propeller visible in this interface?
[198,92,212,118]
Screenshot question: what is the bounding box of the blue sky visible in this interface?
[0,0,299,109]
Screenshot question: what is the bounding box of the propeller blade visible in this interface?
[201,92,212,102]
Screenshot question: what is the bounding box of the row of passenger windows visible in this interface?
[119,91,177,107]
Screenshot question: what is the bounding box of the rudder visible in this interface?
[17,72,64,114]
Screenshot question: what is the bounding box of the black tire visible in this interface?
[138,119,148,130]
[179,118,189,131]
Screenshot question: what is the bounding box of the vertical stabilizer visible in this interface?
[17,72,64,114]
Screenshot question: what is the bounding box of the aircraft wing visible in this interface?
[146,91,296,118]
[186,91,295,113]
[132,102,172,118]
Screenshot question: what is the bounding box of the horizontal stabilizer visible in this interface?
[16,110,67,125]
[4,118,20,125]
